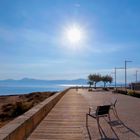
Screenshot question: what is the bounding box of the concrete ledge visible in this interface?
[0,88,70,140]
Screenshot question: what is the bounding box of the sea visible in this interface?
[0,84,83,95]
[0,83,120,96]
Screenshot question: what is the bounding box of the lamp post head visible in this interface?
[115,67,124,69]
[125,60,132,63]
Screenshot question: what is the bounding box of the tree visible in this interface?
[88,74,93,90]
[102,75,113,88]
[88,74,102,89]
[92,74,101,89]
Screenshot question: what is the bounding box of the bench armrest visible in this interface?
[89,106,96,114]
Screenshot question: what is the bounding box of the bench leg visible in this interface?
[86,114,88,127]
[108,113,111,121]
[96,117,103,137]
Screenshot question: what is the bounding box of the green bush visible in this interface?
[127,90,140,98]
[127,90,135,96]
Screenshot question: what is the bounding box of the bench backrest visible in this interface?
[96,105,110,116]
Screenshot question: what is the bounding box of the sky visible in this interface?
[0,0,140,83]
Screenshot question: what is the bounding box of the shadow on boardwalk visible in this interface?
[86,112,140,140]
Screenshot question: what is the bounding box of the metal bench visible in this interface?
[86,105,111,126]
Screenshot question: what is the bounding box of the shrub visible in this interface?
[117,89,127,95]
[133,93,140,98]
[12,101,33,117]
[0,92,56,123]
[102,88,109,91]
[88,88,92,91]
[1,103,14,112]
[0,113,10,121]
[0,101,33,120]
[127,90,135,96]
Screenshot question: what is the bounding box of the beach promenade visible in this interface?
[27,88,140,140]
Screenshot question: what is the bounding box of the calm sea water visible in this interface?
[0,84,74,95]
[0,84,118,95]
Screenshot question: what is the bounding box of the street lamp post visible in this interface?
[124,60,132,90]
[135,70,138,83]
[110,72,115,87]
[115,68,116,89]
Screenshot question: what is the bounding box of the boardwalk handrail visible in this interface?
[0,88,70,140]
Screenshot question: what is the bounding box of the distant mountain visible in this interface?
[0,78,88,86]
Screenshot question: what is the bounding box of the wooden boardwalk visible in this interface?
[27,89,89,140]
[27,88,140,140]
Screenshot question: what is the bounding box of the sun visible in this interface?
[66,25,83,44]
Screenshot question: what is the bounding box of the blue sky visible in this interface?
[0,0,140,82]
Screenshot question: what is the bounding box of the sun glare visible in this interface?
[66,25,83,44]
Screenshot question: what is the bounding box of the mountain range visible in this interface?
[0,78,88,86]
